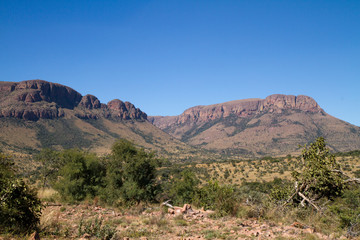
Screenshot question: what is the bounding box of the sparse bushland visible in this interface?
[39,139,160,206]
[267,137,360,236]
[3,137,360,239]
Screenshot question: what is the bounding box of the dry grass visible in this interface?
[192,155,360,184]
[28,203,339,239]
[37,188,58,200]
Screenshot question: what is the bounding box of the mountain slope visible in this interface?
[149,94,360,157]
[0,80,193,159]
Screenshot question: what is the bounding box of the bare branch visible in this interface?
[162,200,174,209]
[298,192,320,211]
[344,178,360,184]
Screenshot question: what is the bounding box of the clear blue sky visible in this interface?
[1,0,360,126]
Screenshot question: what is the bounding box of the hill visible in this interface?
[149,94,360,157]
[0,80,196,159]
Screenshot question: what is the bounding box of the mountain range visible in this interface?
[1,79,360,159]
[0,80,193,159]
[149,94,360,157]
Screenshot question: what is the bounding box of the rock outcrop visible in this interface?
[107,99,147,120]
[79,94,102,109]
[0,80,147,121]
[149,94,323,127]
[13,80,82,108]
[149,94,360,157]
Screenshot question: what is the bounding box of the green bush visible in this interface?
[35,148,61,189]
[329,186,360,229]
[169,169,199,205]
[269,179,293,205]
[195,180,238,216]
[0,153,42,234]
[292,137,345,202]
[49,140,160,206]
[54,149,106,202]
[101,139,159,206]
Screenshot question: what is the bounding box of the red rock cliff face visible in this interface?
[14,80,83,108]
[149,94,323,128]
[0,80,147,121]
[107,99,147,120]
[79,94,102,109]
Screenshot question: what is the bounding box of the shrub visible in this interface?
[54,149,106,202]
[195,180,239,216]
[101,139,159,206]
[293,137,345,200]
[269,179,293,205]
[0,153,42,234]
[78,216,116,240]
[329,186,360,230]
[282,137,346,210]
[169,169,199,205]
[35,148,61,189]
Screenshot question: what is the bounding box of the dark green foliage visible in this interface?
[35,148,61,188]
[0,153,42,234]
[167,168,239,216]
[269,179,293,205]
[292,137,345,201]
[270,138,347,209]
[195,180,238,216]
[49,140,159,206]
[329,186,360,229]
[169,170,199,205]
[0,152,14,183]
[101,139,159,206]
[54,149,106,202]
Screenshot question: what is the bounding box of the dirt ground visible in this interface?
[35,203,350,240]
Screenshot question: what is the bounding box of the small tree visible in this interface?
[283,137,348,210]
[102,139,159,205]
[169,169,199,205]
[54,149,105,202]
[35,148,61,189]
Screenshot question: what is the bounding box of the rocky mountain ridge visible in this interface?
[149,94,322,128]
[149,94,360,157]
[0,80,147,121]
[0,79,198,160]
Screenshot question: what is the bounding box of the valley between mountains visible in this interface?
[1,79,360,160]
[2,79,360,240]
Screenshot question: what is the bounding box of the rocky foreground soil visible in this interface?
[25,203,350,240]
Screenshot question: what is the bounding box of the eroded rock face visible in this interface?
[107,99,147,120]
[0,80,147,121]
[79,94,101,109]
[14,80,83,108]
[150,94,323,127]
[263,94,320,112]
